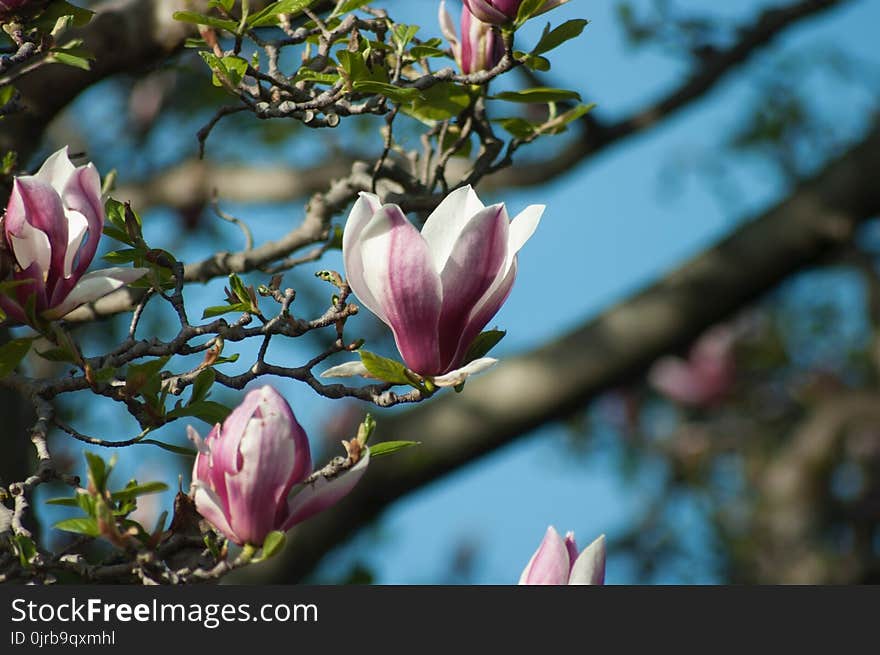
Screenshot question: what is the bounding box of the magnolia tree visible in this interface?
[0,0,605,584]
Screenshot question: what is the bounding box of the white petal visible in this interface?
[9,221,51,275]
[43,267,148,318]
[62,209,89,279]
[504,204,544,274]
[439,0,459,45]
[420,185,486,273]
[283,450,370,529]
[343,192,387,322]
[192,482,238,544]
[34,147,76,196]
[569,534,606,585]
[321,361,373,379]
[431,357,498,387]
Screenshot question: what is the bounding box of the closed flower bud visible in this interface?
[0,147,147,324]
[519,526,605,585]
[439,1,504,75]
[189,385,369,547]
[463,0,569,26]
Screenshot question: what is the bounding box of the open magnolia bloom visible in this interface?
[324,185,543,387]
[189,385,370,547]
[463,0,569,26]
[519,526,606,585]
[439,0,504,75]
[0,147,147,324]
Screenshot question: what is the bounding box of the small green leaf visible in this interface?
[359,350,412,386]
[532,19,589,56]
[48,52,92,71]
[202,302,253,319]
[515,0,549,27]
[137,439,197,457]
[172,10,239,31]
[190,368,216,405]
[514,50,551,72]
[491,87,581,103]
[13,534,37,567]
[331,0,373,17]
[368,441,421,458]
[463,330,506,363]
[352,80,422,103]
[84,452,111,494]
[253,530,286,562]
[405,82,471,123]
[249,0,315,27]
[0,338,33,378]
[54,517,101,537]
[168,400,232,426]
[110,482,169,503]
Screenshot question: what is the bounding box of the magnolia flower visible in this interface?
[439,1,504,75]
[648,325,736,407]
[326,185,542,385]
[0,147,147,324]
[463,0,569,26]
[519,526,606,585]
[189,385,369,547]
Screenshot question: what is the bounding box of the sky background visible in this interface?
[26,0,880,583]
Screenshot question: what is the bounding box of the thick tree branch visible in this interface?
[249,118,880,583]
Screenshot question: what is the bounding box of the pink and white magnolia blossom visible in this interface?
[0,147,147,324]
[519,526,606,585]
[189,386,369,547]
[439,1,504,75]
[326,185,542,385]
[648,325,736,407]
[463,0,569,26]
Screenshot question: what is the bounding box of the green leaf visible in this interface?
[359,350,412,386]
[514,50,551,72]
[352,80,422,103]
[409,45,446,59]
[102,248,141,265]
[53,517,100,537]
[392,24,419,52]
[491,87,581,103]
[494,117,540,138]
[249,0,316,27]
[38,1,94,28]
[84,452,112,494]
[168,400,232,426]
[368,441,421,458]
[532,19,589,56]
[0,338,33,378]
[125,356,170,397]
[331,0,373,17]
[253,530,286,562]
[172,11,240,31]
[110,482,169,503]
[48,52,92,71]
[228,273,250,304]
[13,535,37,567]
[202,302,253,319]
[405,82,471,123]
[463,330,506,363]
[190,368,216,405]
[137,439,197,457]
[515,0,548,26]
[220,55,249,87]
[44,497,79,507]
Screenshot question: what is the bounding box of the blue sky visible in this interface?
[30,0,880,583]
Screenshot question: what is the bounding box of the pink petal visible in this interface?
[61,164,104,280]
[563,531,579,571]
[359,206,444,375]
[436,203,509,370]
[192,482,239,544]
[6,177,66,282]
[569,534,606,585]
[283,450,370,529]
[518,526,572,585]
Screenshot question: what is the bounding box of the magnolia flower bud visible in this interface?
[189,386,369,547]
[0,147,147,324]
[337,186,542,385]
[463,0,569,26]
[519,526,606,585]
[439,1,504,75]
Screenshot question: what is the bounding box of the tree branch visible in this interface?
[249,117,880,583]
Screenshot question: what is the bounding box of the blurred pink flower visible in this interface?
[519,526,605,585]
